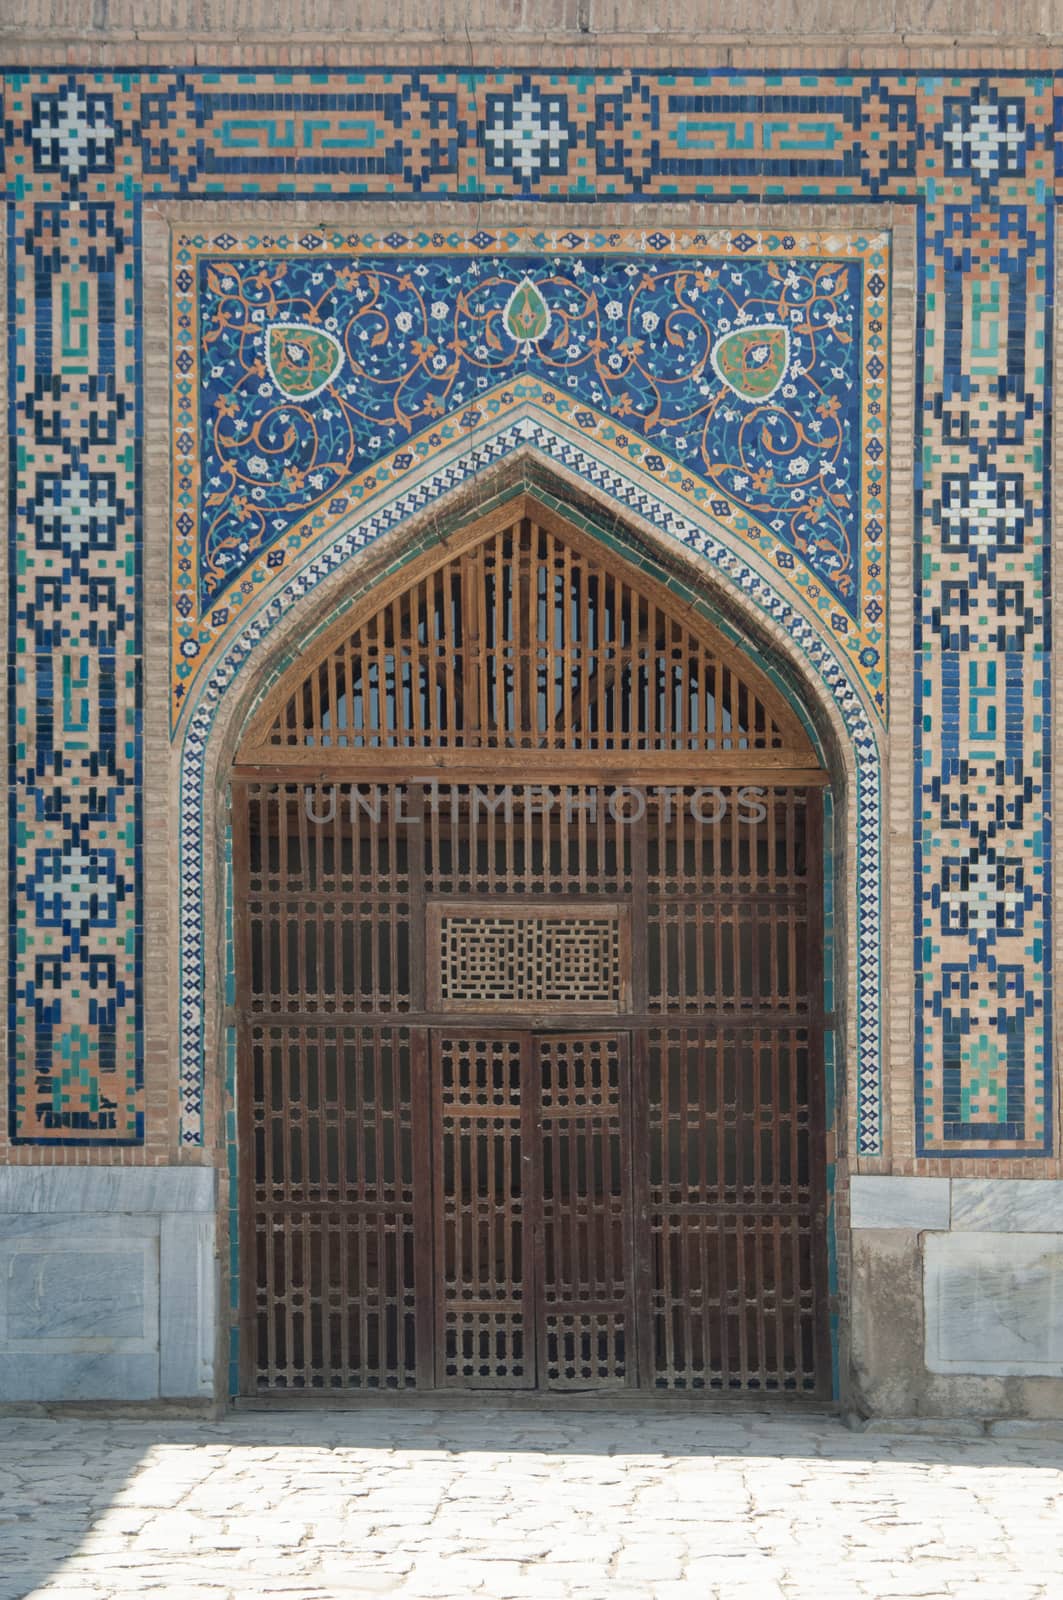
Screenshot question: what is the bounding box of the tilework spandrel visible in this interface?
[0,68,1055,1163]
[174,229,888,724]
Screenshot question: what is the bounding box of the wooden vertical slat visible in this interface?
[390,594,404,744]
[803,788,831,1395]
[347,626,360,747]
[595,570,607,748]
[469,545,487,744]
[632,800,649,1016]
[324,646,339,748]
[410,583,424,747]
[560,531,573,750]
[631,1030,654,1387]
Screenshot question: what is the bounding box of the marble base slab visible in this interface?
[3,1217,158,1347]
[0,1352,163,1404]
[851,1176,1063,1234]
[0,1165,216,1214]
[925,1232,1063,1377]
[0,1166,218,1402]
[850,1176,950,1230]
[950,1179,1063,1233]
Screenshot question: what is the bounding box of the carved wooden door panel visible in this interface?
[535,1033,634,1390]
[433,1033,536,1388]
[241,1021,430,1392]
[432,1030,635,1390]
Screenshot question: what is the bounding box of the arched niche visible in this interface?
[226,492,834,1398]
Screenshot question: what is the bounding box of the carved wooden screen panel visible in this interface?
[423,784,635,896]
[251,512,812,761]
[235,775,827,1396]
[241,780,416,1017]
[237,781,429,1392]
[636,787,824,1392]
[243,1022,427,1391]
[429,903,629,1013]
[641,1027,818,1390]
[234,504,828,1398]
[643,786,811,1018]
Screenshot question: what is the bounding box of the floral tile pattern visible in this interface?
[175,227,888,722]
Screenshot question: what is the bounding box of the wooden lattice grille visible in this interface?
[249,509,813,762]
[244,1024,425,1390]
[435,1034,532,1388]
[644,1026,818,1389]
[235,501,827,1398]
[235,777,828,1395]
[537,1034,633,1389]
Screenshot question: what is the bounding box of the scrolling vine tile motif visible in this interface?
[172,227,889,726]
[0,67,1054,1161]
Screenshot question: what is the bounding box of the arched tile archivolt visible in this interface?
[174,422,882,1160]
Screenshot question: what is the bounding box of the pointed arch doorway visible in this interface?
[232,495,831,1397]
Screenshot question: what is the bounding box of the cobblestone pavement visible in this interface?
[0,1405,1061,1600]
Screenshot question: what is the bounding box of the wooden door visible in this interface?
[233,501,831,1399]
[432,1029,635,1390]
[433,1032,536,1388]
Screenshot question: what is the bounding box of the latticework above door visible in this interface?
[241,500,819,777]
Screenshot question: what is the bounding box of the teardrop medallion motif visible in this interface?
[711,325,790,401]
[504,276,552,344]
[265,323,345,400]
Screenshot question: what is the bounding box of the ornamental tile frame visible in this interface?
[0,68,1056,1170]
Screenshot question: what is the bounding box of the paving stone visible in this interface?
[1,1407,1061,1599]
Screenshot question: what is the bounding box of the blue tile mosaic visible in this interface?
[0,67,1055,1159]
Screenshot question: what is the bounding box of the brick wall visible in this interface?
[3,0,1062,62]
